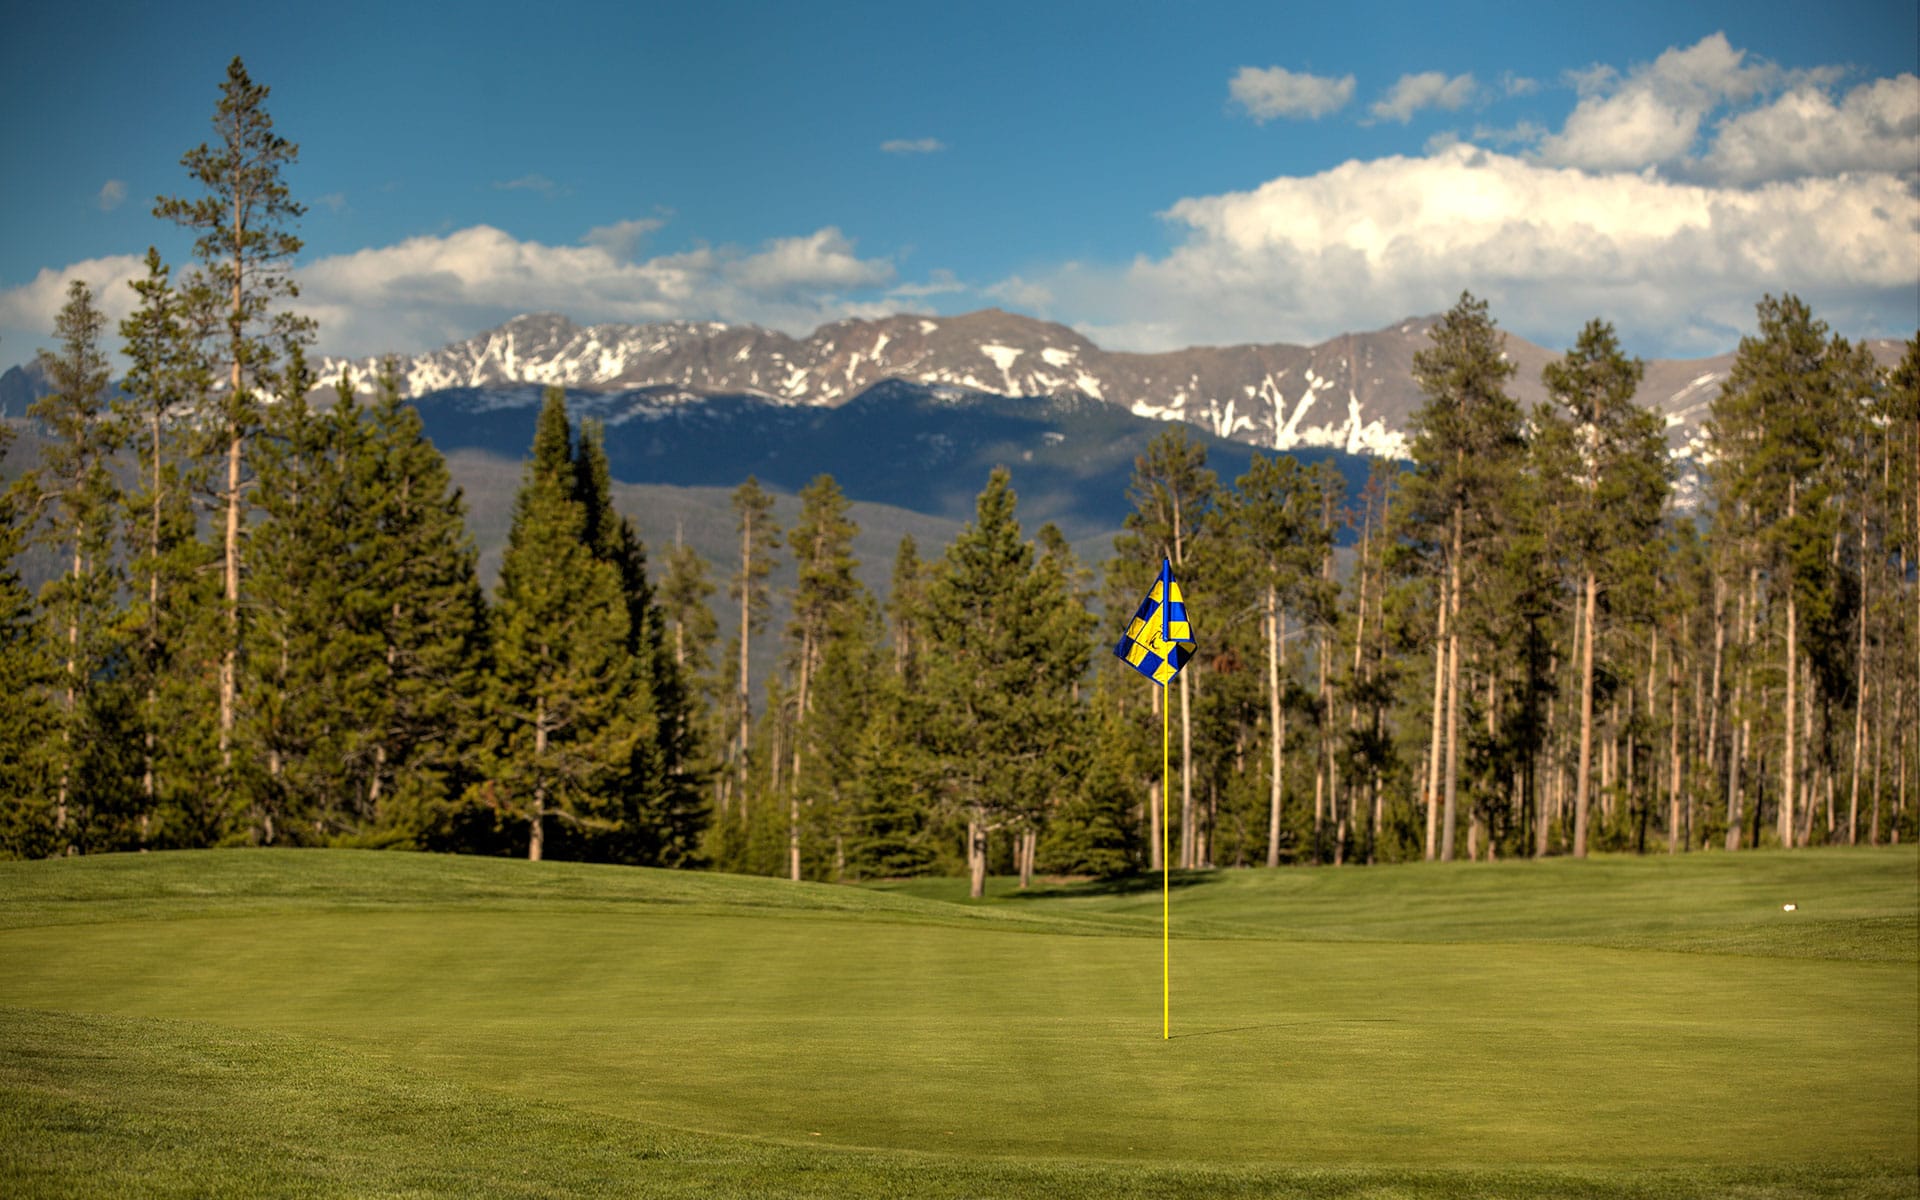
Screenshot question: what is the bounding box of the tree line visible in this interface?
[3,60,1916,889]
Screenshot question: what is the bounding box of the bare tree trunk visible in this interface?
[1574,569,1598,858]
[1849,504,1868,844]
[1148,687,1163,871]
[1727,566,1757,851]
[1424,577,1447,862]
[967,818,987,899]
[736,516,756,821]
[1782,482,1798,848]
[1179,665,1194,869]
[1266,596,1286,868]
[529,699,547,861]
[1668,620,1684,854]
[1441,512,1463,863]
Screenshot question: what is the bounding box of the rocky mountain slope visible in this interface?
[313,308,1907,468]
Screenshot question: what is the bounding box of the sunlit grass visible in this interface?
[1,847,1913,1198]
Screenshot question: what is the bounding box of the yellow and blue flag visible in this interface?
[1114,558,1195,687]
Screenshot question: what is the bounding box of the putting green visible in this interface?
[0,848,1914,1196]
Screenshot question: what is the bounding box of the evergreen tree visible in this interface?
[1118,428,1216,867]
[569,420,705,866]
[1399,292,1525,861]
[484,388,636,860]
[351,361,490,846]
[1708,295,1848,848]
[155,56,313,821]
[1539,319,1668,856]
[1215,453,1331,867]
[0,421,57,858]
[780,474,861,880]
[922,468,1087,897]
[726,477,781,824]
[116,248,218,846]
[22,280,131,852]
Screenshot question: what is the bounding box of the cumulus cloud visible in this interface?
[994,144,1920,356]
[881,137,946,154]
[582,217,666,260]
[1229,66,1355,122]
[0,253,151,357]
[1703,74,1920,183]
[96,180,127,211]
[1531,32,1863,175]
[0,224,904,363]
[289,224,896,357]
[1369,72,1477,124]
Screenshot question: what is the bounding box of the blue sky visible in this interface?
[2,0,1915,366]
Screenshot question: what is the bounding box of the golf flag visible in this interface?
[1114,558,1195,1041]
[1114,559,1195,687]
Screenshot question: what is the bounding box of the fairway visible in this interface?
[1,849,1915,1198]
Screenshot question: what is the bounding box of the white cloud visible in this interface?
[1540,33,1775,169]
[1,225,904,363]
[96,180,127,212]
[1703,74,1920,184]
[289,224,897,357]
[881,138,946,154]
[1229,66,1355,122]
[316,192,348,214]
[582,217,666,260]
[993,144,1920,356]
[0,253,151,354]
[1369,72,1477,124]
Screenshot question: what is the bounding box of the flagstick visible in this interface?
[1163,681,1170,1041]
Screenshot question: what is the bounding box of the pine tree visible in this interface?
[0,421,57,858]
[23,280,130,852]
[155,56,313,821]
[485,388,636,860]
[1539,319,1668,857]
[351,360,490,846]
[727,477,781,822]
[1708,295,1848,848]
[1400,292,1525,862]
[1215,453,1330,867]
[569,420,705,866]
[922,468,1087,897]
[1119,428,1215,868]
[781,474,861,880]
[116,248,218,846]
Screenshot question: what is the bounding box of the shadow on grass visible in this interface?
[1001,871,1219,902]
[1171,1018,1400,1041]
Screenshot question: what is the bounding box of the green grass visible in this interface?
[1,848,1915,1198]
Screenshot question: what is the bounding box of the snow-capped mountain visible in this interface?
[312,310,1453,461]
[320,309,1905,471]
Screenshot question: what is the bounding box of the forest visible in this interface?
[3,59,1916,896]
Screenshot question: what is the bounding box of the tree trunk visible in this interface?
[736,515,756,820]
[1574,569,1598,858]
[1849,503,1868,844]
[1668,620,1684,854]
[1781,481,1798,848]
[1148,685,1163,870]
[1424,567,1448,862]
[967,818,987,899]
[529,698,547,861]
[1266,595,1285,868]
[1179,663,1194,869]
[1440,506,1464,862]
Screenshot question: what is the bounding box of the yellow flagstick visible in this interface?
[1163,681,1170,1041]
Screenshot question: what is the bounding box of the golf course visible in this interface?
[1,847,1914,1198]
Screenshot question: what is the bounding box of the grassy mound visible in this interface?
[1,848,1914,1198]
